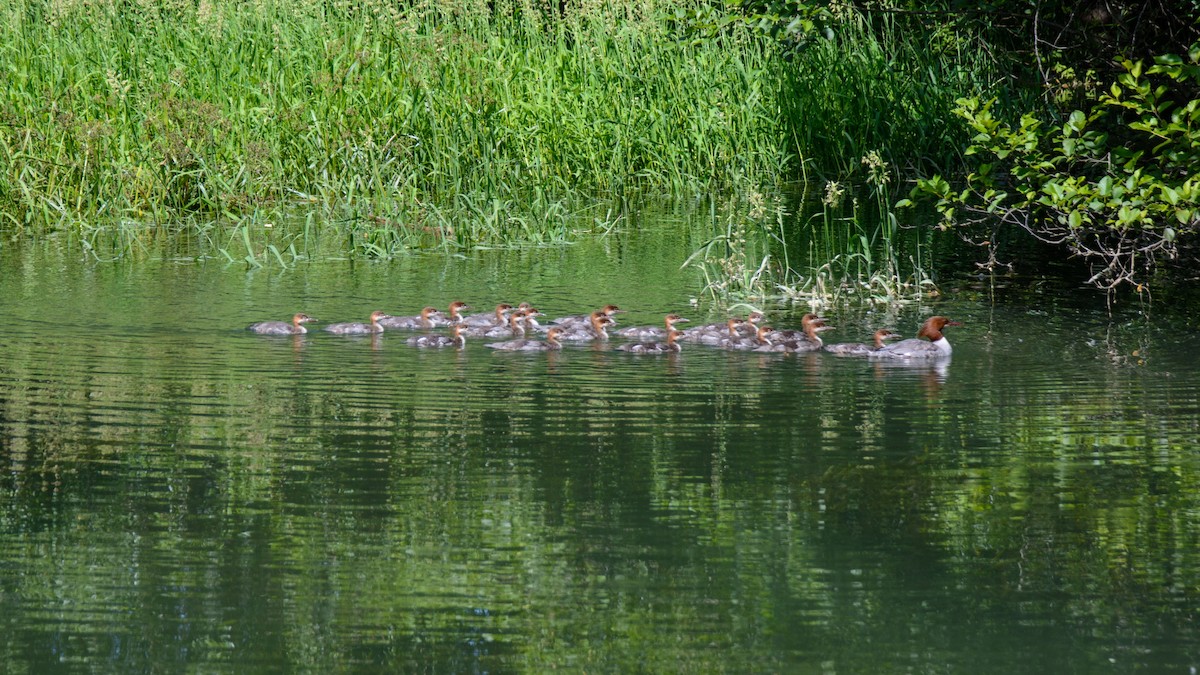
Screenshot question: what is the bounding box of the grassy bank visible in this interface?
[1,0,995,282]
[1,0,782,239]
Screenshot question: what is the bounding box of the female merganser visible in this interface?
[552,304,623,327]
[615,313,690,339]
[407,324,466,348]
[682,318,745,345]
[378,306,443,329]
[616,328,683,354]
[485,326,565,351]
[557,312,614,341]
[460,303,513,328]
[247,313,316,335]
[725,324,774,351]
[430,301,471,327]
[824,329,900,355]
[870,316,962,359]
[324,311,391,335]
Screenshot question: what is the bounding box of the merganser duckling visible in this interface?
[324,311,391,335]
[460,303,513,328]
[824,329,901,355]
[378,306,443,330]
[615,313,690,339]
[763,314,834,351]
[557,312,614,341]
[485,326,565,351]
[407,324,466,348]
[430,301,471,327]
[523,309,546,333]
[682,311,762,340]
[475,308,540,338]
[754,329,828,353]
[682,318,745,345]
[735,311,766,337]
[483,310,528,338]
[616,328,684,354]
[870,316,962,359]
[247,313,316,335]
[552,304,623,327]
[766,314,827,342]
[725,324,774,351]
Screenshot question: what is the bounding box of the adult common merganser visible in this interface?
[460,303,513,328]
[324,311,391,335]
[485,326,565,351]
[430,301,471,327]
[552,304,623,327]
[378,306,443,329]
[558,312,614,341]
[614,313,690,339]
[407,324,466,348]
[247,313,316,335]
[869,316,962,359]
[616,328,684,354]
[824,329,900,355]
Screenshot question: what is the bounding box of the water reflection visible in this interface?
[3,242,1200,672]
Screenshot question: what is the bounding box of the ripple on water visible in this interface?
[5,251,1200,672]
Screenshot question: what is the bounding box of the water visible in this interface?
[3,227,1200,673]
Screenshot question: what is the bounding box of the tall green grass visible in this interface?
[1,0,999,302]
[684,177,938,309]
[777,5,1006,178]
[0,0,786,247]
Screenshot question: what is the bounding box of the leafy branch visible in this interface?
[902,44,1200,290]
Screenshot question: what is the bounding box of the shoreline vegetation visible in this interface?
[0,0,1080,303]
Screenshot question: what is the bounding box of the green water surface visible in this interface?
[2,224,1199,673]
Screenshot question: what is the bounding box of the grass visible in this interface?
[0,0,785,246]
[1,0,996,302]
[685,151,939,309]
[777,4,1006,178]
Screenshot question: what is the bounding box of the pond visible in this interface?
[2,219,1200,672]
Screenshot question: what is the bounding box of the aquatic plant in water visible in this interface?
[687,155,936,310]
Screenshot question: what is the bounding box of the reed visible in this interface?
[685,161,936,309]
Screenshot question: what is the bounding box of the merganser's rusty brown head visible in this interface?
[917,316,961,341]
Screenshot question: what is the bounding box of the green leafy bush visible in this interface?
[904,45,1200,290]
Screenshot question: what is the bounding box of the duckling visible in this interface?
[324,311,391,335]
[247,313,316,335]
